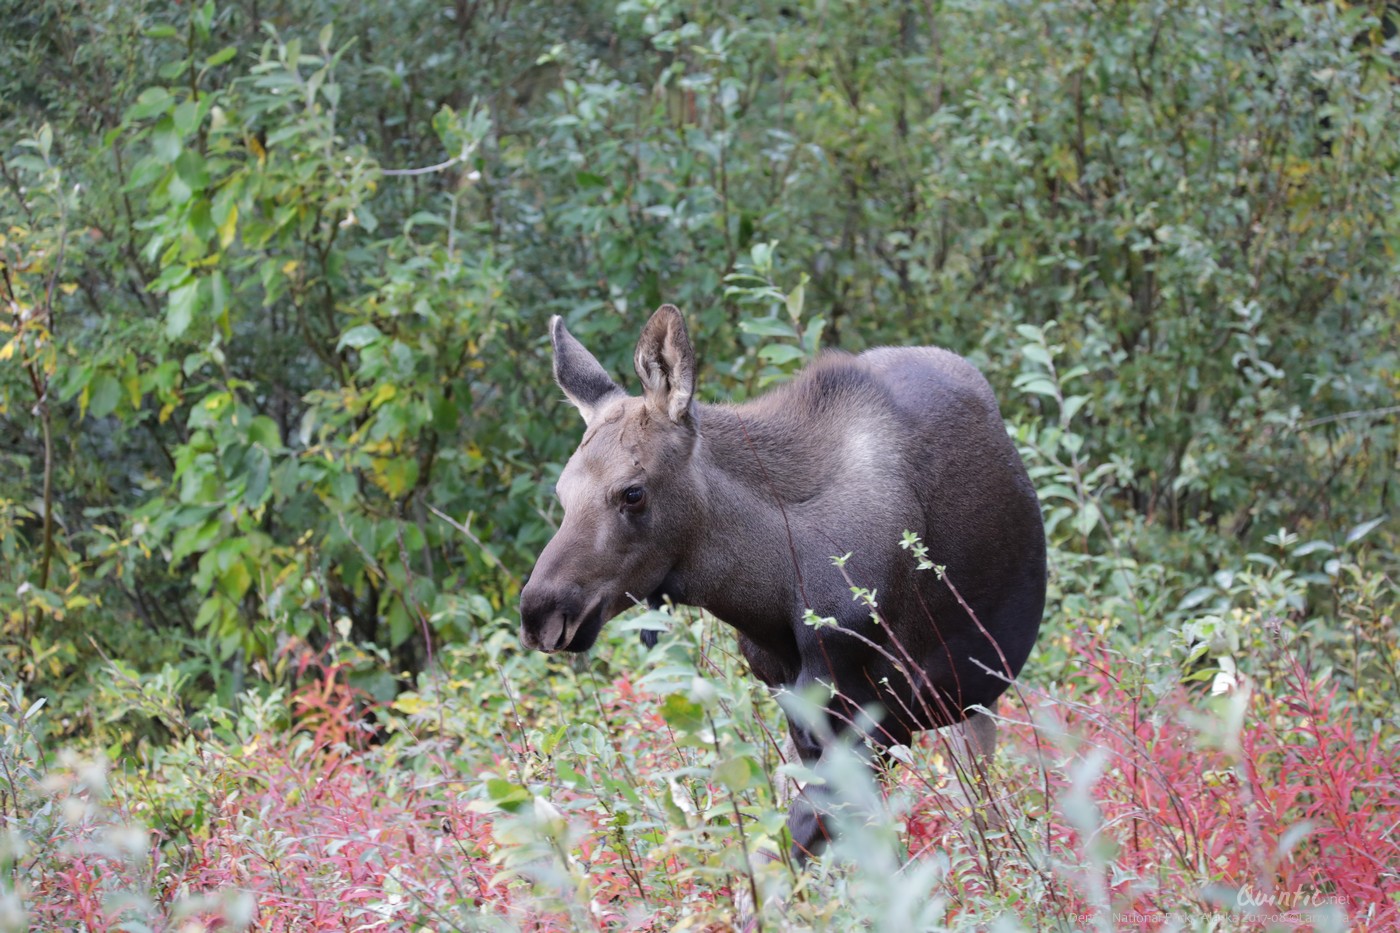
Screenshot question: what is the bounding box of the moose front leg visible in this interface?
[782,720,832,862]
[780,707,913,863]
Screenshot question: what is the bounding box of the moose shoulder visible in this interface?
[520,305,1046,859]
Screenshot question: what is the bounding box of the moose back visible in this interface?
[519,305,1046,858]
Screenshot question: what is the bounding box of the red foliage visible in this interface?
[167,654,516,930]
[24,644,1397,930]
[903,643,1400,930]
[24,655,699,930]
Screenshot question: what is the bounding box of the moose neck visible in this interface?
[675,402,823,641]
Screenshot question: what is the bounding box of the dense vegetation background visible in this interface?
[2,0,1396,929]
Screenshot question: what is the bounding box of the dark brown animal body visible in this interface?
[520,306,1045,859]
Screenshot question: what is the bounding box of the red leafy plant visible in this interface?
[15,635,1398,931]
[900,640,1399,930]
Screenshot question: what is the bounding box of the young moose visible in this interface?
[519,305,1046,859]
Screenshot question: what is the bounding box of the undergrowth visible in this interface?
[5,597,1396,931]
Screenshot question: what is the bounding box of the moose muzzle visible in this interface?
[518,576,587,653]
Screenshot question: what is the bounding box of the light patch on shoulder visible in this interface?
[843,427,884,475]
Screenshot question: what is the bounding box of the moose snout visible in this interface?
[519,577,583,653]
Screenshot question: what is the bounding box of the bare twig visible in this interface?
[425,503,519,585]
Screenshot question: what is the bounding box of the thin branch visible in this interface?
[381,155,463,177]
[1297,405,1400,431]
[425,503,519,585]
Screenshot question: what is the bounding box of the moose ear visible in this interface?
[550,316,624,425]
[634,304,696,425]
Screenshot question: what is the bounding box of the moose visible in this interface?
[519,305,1046,860]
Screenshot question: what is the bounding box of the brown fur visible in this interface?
[520,306,1046,860]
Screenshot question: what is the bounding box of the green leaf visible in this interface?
[88,373,121,419]
[151,116,182,162]
[242,447,272,507]
[219,559,252,602]
[172,515,223,562]
[1073,501,1101,537]
[338,324,383,349]
[785,281,805,320]
[1177,587,1218,611]
[1014,375,1058,397]
[1345,516,1386,546]
[216,202,239,248]
[125,88,174,122]
[660,693,707,735]
[749,240,774,271]
[376,457,419,498]
[1061,394,1089,423]
[167,280,199,339]
[1037,483,1078,503]
[758,344,805,365]
[387,601,415,648]
[1021,343,1053,369]
[485,779,531,813]
[209,270,228,324]
[205,46,238,68]
[247,415,282,449]
[172,100,201,137]
[712,755,761,792]
[739,318,797,339]
[166,171,192,205]
[174,150,209,194]
[58,363,92,403]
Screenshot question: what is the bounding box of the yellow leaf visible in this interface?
[0,339,15,362]
[60,282,78,295]
[218,203,238,248]
[158,402,175,424]
[370,382,397,408]
[393,694,427,715]
[282,260,299,276]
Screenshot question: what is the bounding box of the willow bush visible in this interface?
[1,0,1395,738]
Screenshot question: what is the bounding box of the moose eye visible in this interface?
[621,485,647,512]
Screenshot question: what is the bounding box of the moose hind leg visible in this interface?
[955,709,997,767]
[940,709,1002,830]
